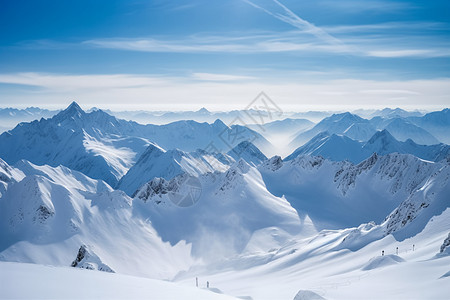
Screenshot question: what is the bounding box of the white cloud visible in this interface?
[0,72,448,111]
[84,38,251,53]
[81,30,450,58]
[366,49,450,58]
[191,73,256,81]
[0,73,175,91]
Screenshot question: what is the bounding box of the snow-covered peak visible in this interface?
[261,155,284,171]
[0,159,25,198]
[285,131,365,163]
[197,107,210,114]
[364,129,400,153]
[212,118,227,128]
[54,101,85,120]
[327,112,366,125]
[117,143,231,196]
[289,112,371,150]
[227,141,267,167]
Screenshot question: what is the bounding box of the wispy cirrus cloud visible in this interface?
[242,0,342,45]
[323,22,450,34]
[317,0,416,13]
[83,33,450,58]
[84,37,251,53]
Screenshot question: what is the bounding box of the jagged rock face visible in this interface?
[216,161,247,194]
[71,245,114,273]
[440,233,450,254]
[262,156,283,171]
[258,152,447,231]
[334,153,436,196]
[383,162,450,237]
[290,155,325,171]
[134,177,169,201]
[135,173,202,207]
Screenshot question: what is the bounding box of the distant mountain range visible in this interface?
[286,129,449,163]
[289,110,449,150]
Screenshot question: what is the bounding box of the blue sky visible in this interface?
[0,0,449,110]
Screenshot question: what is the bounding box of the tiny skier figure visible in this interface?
[207,281,210,289]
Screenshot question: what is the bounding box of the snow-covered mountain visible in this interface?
[0,107,58,133]
[117,144,232,196]
[370,107,423,118]
[408,108,450,144]
[260,152,446,230]
[370,117,439,145]
[171,152,450,300]
[286,129,449,164]
[133,159,304,260]
[138,118,273,155]
[363,129,449,160]
[289,111,446,149]
[247,118,314,138]
[1,105,449,299]
[227,141,268,167]
[0,102,273,186]
[289,112,376,149]
[0,102,151,186]
[0,159,193,279]
[1,151,449,299]
[285,131,367,163]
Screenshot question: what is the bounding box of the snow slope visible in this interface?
[0,262,236,299]
[0,159,193,279]
[1,153,449,299]
[1,106,449,300]
[175,206,450,300]
[172,158,450,299]
[133,159,305,261]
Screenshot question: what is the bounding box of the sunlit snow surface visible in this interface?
[1,105,449,299]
